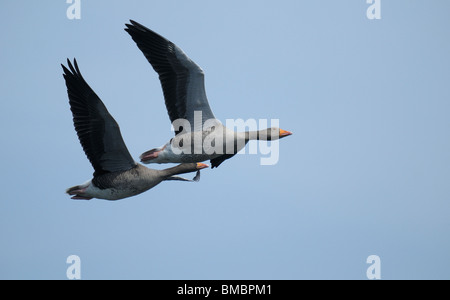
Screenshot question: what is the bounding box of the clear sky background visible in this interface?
[0,0,449,280]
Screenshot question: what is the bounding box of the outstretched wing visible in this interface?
[125,20,220,134]
[210,154,236,169]
[62,59,136,176]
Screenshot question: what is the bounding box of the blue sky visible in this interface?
[0,0,449,279]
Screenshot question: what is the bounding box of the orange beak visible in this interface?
[279,129,292,138]
[196,163,209,169]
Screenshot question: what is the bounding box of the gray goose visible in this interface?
[62,59,208,201]
[125,20,292,168]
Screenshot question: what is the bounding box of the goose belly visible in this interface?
[87,174,161,200]
[160,133,246,163]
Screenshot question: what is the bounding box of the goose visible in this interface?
[125,20,292,168]
[62,59,208,201]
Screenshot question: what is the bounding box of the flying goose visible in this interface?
[62,59,208,201]
[125,20,292,168]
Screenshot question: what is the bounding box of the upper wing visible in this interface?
[125,20,220,134]
[62,59,136,176]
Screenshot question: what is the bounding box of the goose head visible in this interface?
[256,127,292,141]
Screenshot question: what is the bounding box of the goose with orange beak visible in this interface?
[125,20,292,168]
[62,59,208,201]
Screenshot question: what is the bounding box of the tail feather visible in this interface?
[65,182,92,200]
[140,147,163,163]
[66,185,82,195]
